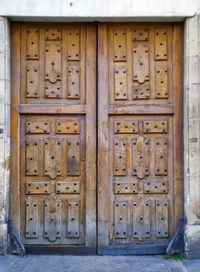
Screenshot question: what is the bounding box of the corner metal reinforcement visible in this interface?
[7,216,26,256]
[165,216,185,258]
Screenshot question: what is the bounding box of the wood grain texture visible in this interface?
[10,22,183,254]
[85,25,97,248]
[10,23,96,251]
[172,23,184,229]
[98,23,183,253]
[10,23,21,233]
[98,24,110,247]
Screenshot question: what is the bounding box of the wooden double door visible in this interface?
[11,23,183,254]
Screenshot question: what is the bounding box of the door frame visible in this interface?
[10,21,183,255]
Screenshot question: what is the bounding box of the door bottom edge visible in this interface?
[24,244,167,255]
[97,244,167,255]
[24,245,97,255]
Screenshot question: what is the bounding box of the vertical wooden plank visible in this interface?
[45,137,62,179]
[173,24,183,228]
[155,65,168,99]
[26,27,39,60]
[114,66,127,100]
[155,138,168,176]
[45,41,61,84]
[132,135,150,179]
[113,29,127,62]
[156,199,168,237]
[44,34,62,99]
[114,137,127,176]
[133,44,150,83]
[67,200,80,238]
[85,24,97,248]
[67,29,80,61]
[98,23,109,248]
[67,139,80,176]
[25,199,38,238]
[44,196,61,242]
[25,139,39,176]
[133,199,150,241]
[67,65,80,99]
[155,28,168,60]
[26,63,39,98]
[10,23,21,233]
[114,200,128,238]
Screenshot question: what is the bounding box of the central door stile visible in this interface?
[85,24,97,251]
[98,24,110,249]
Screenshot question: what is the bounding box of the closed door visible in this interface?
[11,22,183,254]
[98,23,183,254]
[11,23,96,253]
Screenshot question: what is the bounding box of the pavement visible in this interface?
[0,255,200,272]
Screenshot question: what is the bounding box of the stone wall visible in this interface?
[0,17,10,255]
[184,14,200,259]
[0,0,197,20]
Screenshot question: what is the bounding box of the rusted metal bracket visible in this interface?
[165,216,184,258]
[7,216,26,256]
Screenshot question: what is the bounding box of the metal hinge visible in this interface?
[165,216,185,258]
[6,216,26,256]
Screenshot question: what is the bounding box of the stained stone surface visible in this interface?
[0,16,10,255]
[0,255,190,272]
[184,14,200,259]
